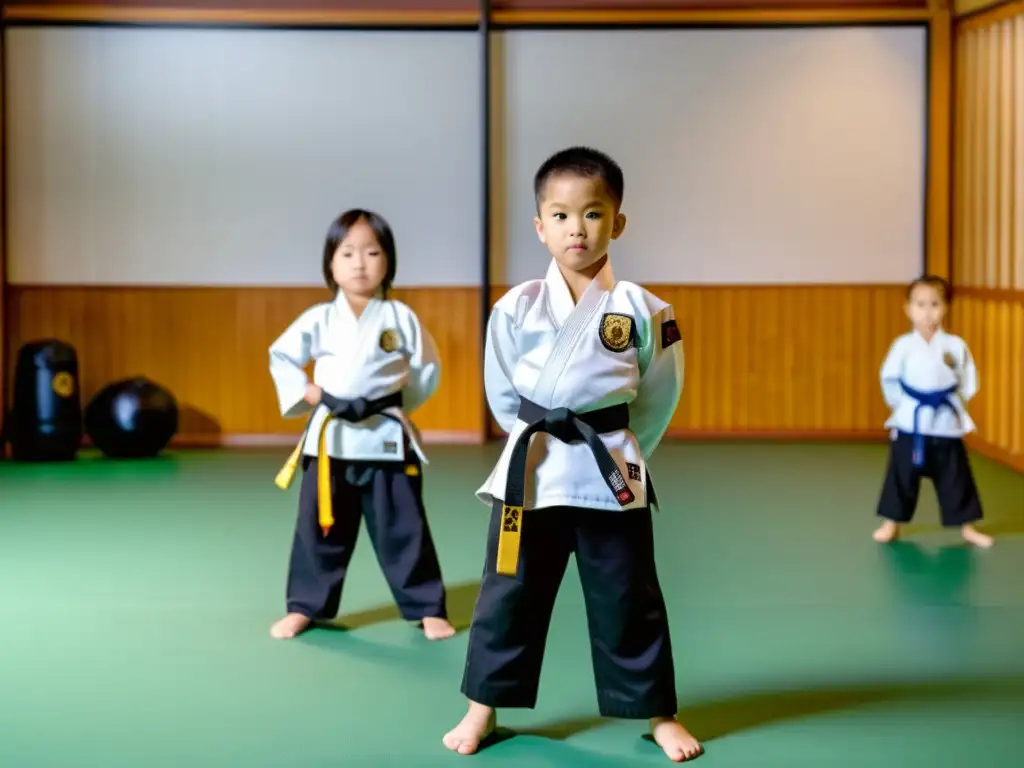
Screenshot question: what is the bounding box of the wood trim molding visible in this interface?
[159,429,1023,474]
[955,0,1024,28]
[966,435,1024,472]
[491,8,932,26]
[665,428,888,441]
[927,7,953,278]
[1,5,480,27]
[182,429,888,447]
[153,429,486,449]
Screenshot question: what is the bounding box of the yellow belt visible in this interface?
[274,415,336,537]
[496,504,523,577]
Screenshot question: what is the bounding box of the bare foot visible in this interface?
[650,717,703,762]
[422,616,456,640]
[270,612,311,639]
[961,524,994,548]
[442,701,496,755]
[872,520,900,543]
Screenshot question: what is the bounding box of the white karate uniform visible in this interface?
[477,259,684,512]
[880,328,978,439]
[269,294,440,462]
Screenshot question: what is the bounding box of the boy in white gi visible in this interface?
[268,209,456,641]
[873,275,994,548]
[443,147,703,762]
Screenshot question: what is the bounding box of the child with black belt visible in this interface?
[443,147,702,762]
[269,209,455,640]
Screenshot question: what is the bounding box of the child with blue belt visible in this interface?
[873,275,994,548]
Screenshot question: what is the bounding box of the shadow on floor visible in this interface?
[488,676,1024,756]
[316,579,481,634]
[877,540,976,604]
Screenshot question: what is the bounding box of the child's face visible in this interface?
[330,219,388,299]
[534,174,625,274]
[905,283,946,335]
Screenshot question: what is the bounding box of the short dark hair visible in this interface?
[908,274,952,303]
[533,146,625,211]
[322,209,397,297]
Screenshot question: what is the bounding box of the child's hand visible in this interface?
[304,383,323,406]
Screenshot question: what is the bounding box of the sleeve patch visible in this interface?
[661,319,681,349]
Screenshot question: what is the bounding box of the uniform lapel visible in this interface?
[531,259,616,406]
[331,293,382,388]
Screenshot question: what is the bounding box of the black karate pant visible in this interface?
[285,454,447,622]
[461,501,678,719]
[877,431,984,527]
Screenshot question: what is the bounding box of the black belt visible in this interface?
[275,390,405,537]
[319,390,403,423]
[497,398,633,576]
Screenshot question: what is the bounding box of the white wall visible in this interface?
[495,26,927,285]
[6,25,928,290]
[5,27,482,287]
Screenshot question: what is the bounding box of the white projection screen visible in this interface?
[4,26,482,287]
[494,26,928,285]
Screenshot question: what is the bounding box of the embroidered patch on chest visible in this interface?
[383,441,398,454]
[661,319,681,349]
[600,313,634,353]
[379,329,400,353]
[942,351,956,368]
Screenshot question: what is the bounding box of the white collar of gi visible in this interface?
[334,290,383,323]
[912,327,947,346]
[544,257,616,328]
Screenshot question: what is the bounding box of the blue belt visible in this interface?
[898,380,959,468]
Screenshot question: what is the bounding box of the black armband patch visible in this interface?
[661,319,681,349]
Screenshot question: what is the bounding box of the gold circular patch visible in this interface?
[379,329,399,353]
[600,313,633,353]
[52,371,75,397]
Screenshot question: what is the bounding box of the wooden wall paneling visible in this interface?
[951,4,1024,473]
[663,285,909,437]
[954,27,974,286]
[950,289,1024,470]
[4,286,485,446]
[999,17,1015,288]
[954,11,1020,290]
[953,16,967,286]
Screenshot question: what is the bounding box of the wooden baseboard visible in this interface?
[10,430,1020,475]
[965,437,1024,473]
[163,429,487,449]
[663,428,887,442]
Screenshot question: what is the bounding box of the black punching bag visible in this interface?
[85,377,179,459]
[9,339,83,462]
